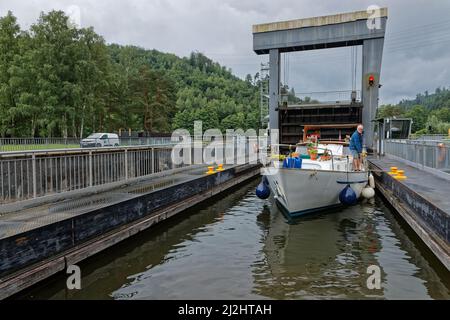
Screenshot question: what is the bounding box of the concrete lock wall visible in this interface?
[372,168,450,270]
[0,164,257,277]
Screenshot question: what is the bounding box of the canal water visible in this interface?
[19,179,450,300]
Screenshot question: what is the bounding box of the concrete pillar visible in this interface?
[269,49,280,133]
[362,38,384,149]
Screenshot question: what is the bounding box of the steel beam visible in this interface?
[362,37,385,148]
[269,49,280,133]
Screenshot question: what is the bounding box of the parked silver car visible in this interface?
[80,133,120,148]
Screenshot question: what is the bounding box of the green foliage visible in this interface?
[404,105,428,133]
[399,87,450,110]
[0,11,21,136]
[376,104,405,119]
[379,88,450,134]
[430,107,450,123]
[0,11,260,138]
[425,115,450,134]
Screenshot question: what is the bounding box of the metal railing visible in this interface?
[0,138,256,204]
[409,134,449,142]
[384,140,450,174]
[117,136,173,146]
[0,145,185,204]
[280,90,361,105]
[0,137,174,152]
[0,138,81,152]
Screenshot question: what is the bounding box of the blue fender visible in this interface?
[256,177,270,199]
[339,185,358,205]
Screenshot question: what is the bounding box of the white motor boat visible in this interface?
[260,143,368,217]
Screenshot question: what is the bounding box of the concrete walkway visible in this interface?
[369,155,450,270]
[0,164,217,240]
[369,156,450,215]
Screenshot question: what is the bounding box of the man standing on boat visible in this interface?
[349,124,364,171]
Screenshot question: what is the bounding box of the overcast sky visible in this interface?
[1,0,450,104]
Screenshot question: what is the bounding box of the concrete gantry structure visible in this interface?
[252,8,388,148]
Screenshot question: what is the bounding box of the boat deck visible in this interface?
[368,156,450,215]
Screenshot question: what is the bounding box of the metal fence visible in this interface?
[0,138,80,152]
[409,134,449,142]
[118,136,173,146]
[384,140,450,173]
[0,145,186,204]
[0,137,256,204]
[0,137,174,152]
[280,90,361,105]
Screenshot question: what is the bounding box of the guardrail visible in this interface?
[0,138,256,204]
[0,145,180,204]
[0,138,81,152]
[409,134,449,142]
[280,90,361,105]
[117,136,173,146]
[0,137,174,152]
[384,140,450,174]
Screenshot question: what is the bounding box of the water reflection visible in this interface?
[19,180,450,300]
[252,197,448,299]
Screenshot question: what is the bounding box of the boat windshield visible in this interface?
[318,144,343,156]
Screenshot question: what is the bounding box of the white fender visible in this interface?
[362,186,375,199]
[369,173,375,189]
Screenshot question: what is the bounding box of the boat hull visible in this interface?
[263,167,368,217]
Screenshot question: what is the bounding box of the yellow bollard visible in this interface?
[388,166,398,176]
[394,169,407,180]
[206,166,215,175]
[216,164,224,172]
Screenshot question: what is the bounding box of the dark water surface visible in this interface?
[20,179,450,299]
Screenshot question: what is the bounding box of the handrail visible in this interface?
[0,143,178,158]
[384,139,449,173]
[279,90,361,104]
[0,139,256,204]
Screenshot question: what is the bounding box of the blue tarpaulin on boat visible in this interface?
[283,157,302,169]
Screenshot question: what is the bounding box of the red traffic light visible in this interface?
[368,75,375,86]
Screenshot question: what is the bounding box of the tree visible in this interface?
[431,106,450,123]
[29,11,82,137]
[245,74,253,85]
[377,104,405,119]
[74,27,110,137]
[131,65,176,132]
[0,11,20,136]
[8,31,43,136]
[404,105,428,133]
[425,115,450,134]
[0,11,262,137]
